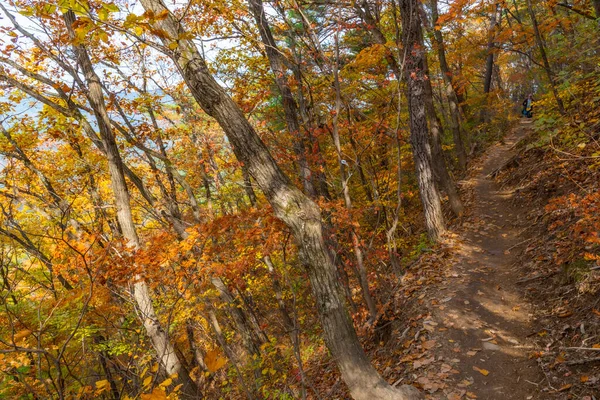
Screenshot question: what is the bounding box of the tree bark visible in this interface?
[526,0,566,114]
[332,23,378,322]
[62,11,198,398]
[481,3,500,123]
[247,0,318,198]
[422,59,464,217]
[429,0,468,170]
[399,0,446,241]
[137,0,422,398]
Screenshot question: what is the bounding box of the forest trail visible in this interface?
[425,120,546,399]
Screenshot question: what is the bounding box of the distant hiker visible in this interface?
[522,94,533,118]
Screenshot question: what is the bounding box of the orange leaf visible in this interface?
[204,349,227,372]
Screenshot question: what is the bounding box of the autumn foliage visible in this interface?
[0,0,598,398]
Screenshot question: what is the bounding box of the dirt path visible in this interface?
[427,121,545,399]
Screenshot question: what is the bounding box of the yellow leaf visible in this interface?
[98,30,109,43]
[204,349,227,372]
[104,3,120,12]
[140,387,168,400]
[473,366,489,376]
[159,378,172,388]
[143,376,152,387]
[98,8,108,21]
[95,380,109,389]
[168,41,178,50]
[172,384,183,393]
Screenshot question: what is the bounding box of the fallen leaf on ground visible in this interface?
[472,366,489,376]
[557,384,572,392]
[448,390,466,400]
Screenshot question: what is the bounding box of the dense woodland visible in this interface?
[0,0,598,398]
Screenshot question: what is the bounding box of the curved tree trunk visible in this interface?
[137,0,422,398]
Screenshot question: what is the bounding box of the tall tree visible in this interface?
[526,0,566,114]
[399,0,446,241]
[137,0,421,398]
[429,0,468,170]
[246,0,319,198]
[61,10,198,397]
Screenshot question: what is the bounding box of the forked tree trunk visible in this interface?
[399,0,446,241]
[356,0,459,221]
[63,11,198,398]
[138,0,422,398]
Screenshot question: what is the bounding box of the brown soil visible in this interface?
[419,120,547,399]
[369,120,598,399]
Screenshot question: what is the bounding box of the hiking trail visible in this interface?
[424,120,546,399]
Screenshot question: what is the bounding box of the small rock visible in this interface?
[482,342,501,351]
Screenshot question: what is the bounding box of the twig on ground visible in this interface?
[561,347,600,352]
[507,237,535,251]
[537,358,556,391]
[564,356,600,365]
[517,271,558,284]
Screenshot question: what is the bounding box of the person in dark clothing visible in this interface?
[522,94,533,118]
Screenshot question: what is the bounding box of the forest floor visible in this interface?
[412,120,544,399]
[425,119,547,399]
[375,119,599,400]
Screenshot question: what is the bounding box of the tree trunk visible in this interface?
[399,0,446,241]
[526,0,566,114]
[422,58,464,217]
[247,0,317,198]
[331,19,378,322]
[481,3,500,123]
[62,11,198,398]
[429,0,468,170]
[137,1,422,398]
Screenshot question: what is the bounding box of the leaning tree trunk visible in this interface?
[63,11,198,398]
[247,0,317,198]
[526,0,566,114]
[399,0,446,241]
[137,0,422,398]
